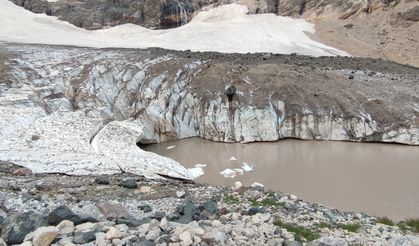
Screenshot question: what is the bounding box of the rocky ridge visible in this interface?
[1,162,419,246]
[0,43,418,177]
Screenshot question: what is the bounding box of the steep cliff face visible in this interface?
[0,44,418,177]
[10,0,417,29]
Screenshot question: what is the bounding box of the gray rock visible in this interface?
[96,201,132,220]
[134,239,156,246]
[145,228,161,241]
[179,230,193,245]
[138,204,153,213]
[119,179,138,189]
[0,213,5,233]
[73,230,96,244]
[0,238,6,246]
[389,236,419,246]
[48,205,97,225]
[284,240,303,246]
[247,207,268,215]
[149,213,164,222]
[172,200,199,224]
[309,236,348,246]
[159,217,169,231]
[176,190,186,198]
[324,211,338,224]
[117,217,150,227]
[267,239,277,246]
[208,230,227,244]
[1,211,47,245]
[200,200,218,215]
[95,175,110,185]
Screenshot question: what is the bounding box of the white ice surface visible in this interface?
[0,0,349,56]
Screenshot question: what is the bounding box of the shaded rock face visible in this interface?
[10,0,218,29]
[0,44,418,176]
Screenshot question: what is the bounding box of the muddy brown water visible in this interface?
[142,138,419,220]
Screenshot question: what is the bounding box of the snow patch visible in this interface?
[0,1,349,56]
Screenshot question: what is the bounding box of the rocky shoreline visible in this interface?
[1,161,418,246]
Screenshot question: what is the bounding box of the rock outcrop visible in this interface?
[0,44,418,176]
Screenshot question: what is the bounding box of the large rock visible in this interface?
[1,211,48,245]
[48,205,97,226]
[118,179,138,189]
[96,201,132,221]
[172,201,200,224]
[73,231,96,244]
[389,236,419,246]
[56,220,75,235]
[72,222,97,244]
[308,236,348,246]
[32,226,59,246]
[0,209,6,232]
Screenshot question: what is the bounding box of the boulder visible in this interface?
[73,222,97,244]
[12,167,32,176]
[56,220,74,235]
[95,175,110,185]
[32,226,59,246]
[1,211,47,245]
[96,201,132,221]
[119,179,138,189]
[73,230,96,244]
[105,227,123,240]
[172,201,199,224]
[48,205,97,225]
[308,236,348,246]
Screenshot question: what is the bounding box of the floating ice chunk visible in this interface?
[188,167,204,179]
[241,162,254,172]
[251,182,264,188]
[233,168,244,175]
[220,168,237,178]
[195,164,207,168]
[229,156,238,162]
[166,145,176,150]
[234,181,242,189]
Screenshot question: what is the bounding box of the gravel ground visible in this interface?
[1,161,419,246]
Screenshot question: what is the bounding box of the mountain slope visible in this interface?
[0,1,348,56]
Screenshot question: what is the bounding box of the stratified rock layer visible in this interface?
[0,43,418,176]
